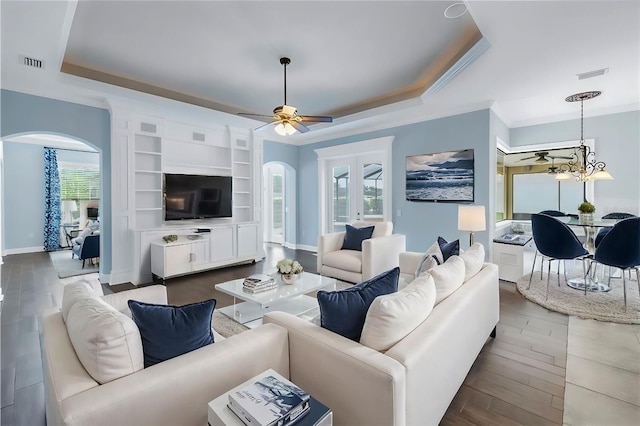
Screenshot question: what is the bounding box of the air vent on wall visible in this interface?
[23,56,44,69]
[577,68,608,80]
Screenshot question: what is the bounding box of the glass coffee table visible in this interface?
[215,272,337,328]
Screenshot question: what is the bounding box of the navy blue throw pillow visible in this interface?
[438,237,460,261]
[128,299,216,368]
[317,267,399,341]
[341,225,375,251]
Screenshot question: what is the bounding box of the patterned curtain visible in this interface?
[43,147,61,251]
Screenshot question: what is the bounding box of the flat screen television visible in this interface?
[164,174,232,220]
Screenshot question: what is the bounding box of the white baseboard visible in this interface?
[296,244,317,253]
[4,246,44,255]
[106,270,133,286]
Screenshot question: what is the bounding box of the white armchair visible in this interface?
[317,222,406,283]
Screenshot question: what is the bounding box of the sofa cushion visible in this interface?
[459,243,485,282]
[360,272,437,351]
[128,299,216,367]
[322,250,362,273]
[342,224,375,251]
[61,280,102,323]
[415,241,444,278]
[317,267,399,341]
[66,296,144,384]
[437,237,460,261]
[429,255,466,305]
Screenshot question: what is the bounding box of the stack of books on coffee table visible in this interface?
[243,274,277,294]
[228,374,311,426]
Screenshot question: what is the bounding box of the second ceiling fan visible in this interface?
[238,57,333,135]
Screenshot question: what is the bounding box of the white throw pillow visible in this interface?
[415,241,444,278]
[429,255,466,305]
[459,243,485,282]
[360,273,437,352]
[66,296,144,384]
[61,280,100,323]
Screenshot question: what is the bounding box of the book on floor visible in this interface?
[228,375,310,426]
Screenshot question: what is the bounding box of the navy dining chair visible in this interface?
[590,217,640,311]
[539,210,566,217]
[529,213,590,299]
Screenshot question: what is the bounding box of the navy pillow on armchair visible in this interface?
[128,299,216,367]
[317,267,399,341]
[341,225,375,251]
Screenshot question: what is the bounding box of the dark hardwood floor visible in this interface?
[1,246,568,426]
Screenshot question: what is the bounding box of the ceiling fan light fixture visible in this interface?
[274,123,287,136]
[284,122,297,135]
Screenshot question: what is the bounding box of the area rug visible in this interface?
[215,280,353,337]
[49,249,99,278]
[516,272,640,324]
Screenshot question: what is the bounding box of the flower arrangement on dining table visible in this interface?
[578,201,595,225]
[276,259,303,284]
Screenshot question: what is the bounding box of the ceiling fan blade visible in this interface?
[518,156,537,161]
[254,122,274,132]
[238,112,275,119]
[290,121,310,133]
[549,155,573,160]
[299,115,333,123]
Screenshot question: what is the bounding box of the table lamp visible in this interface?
[458,205,486,246]
[61,200,78,224]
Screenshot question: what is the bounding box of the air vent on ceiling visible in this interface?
[577,68,608,80]
[23,56,44,69]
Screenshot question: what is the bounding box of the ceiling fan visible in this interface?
[238,57,333,135]
[518,151,572,164]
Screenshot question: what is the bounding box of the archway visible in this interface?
[263,161,297,247]
[1,132,103,275]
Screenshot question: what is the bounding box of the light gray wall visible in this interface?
[3,142,45,250]
[293,109,492,252]
[263,140,299,245]
[510,110,640,216]
[0,90,112,271]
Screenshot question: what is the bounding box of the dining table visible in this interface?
[558,216,618,292]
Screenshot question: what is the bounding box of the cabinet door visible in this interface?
[164,244,193,277]
[191,240,210,271]
[210,226,235,262]
[237,224,258,258]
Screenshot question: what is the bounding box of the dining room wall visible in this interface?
[509,110,640,216]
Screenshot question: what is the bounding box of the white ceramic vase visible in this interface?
[281,273,299,285]
[579,212,594,225]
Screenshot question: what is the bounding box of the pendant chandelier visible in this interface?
[555,91,613,182]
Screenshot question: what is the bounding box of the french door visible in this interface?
[263,163,285,244]
[327,154,385,232]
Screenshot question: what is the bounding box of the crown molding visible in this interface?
[510,102,640,128]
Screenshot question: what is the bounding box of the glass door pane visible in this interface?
[271,172,284,243]
[332,165,350,232]
[362,162,383,222]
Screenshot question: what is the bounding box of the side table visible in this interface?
[208,369,332,426]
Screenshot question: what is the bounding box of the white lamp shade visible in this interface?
[283,122,297,135]
[61,200,78,212]
[274,123,286,136]
[458,205,486,232]
[590,170,614,180]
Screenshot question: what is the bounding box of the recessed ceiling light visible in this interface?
[444,2,468,19]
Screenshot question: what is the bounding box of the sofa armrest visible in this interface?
[55,323,289,426]
[264,312,406,426]
[317,231,346,272]
[399,251,424,277]
[361,234,406,281]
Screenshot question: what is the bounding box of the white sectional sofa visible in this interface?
[265,250,499,426]
[40,285,290,426]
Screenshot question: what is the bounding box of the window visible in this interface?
[496,149,506,222]
[58,160,100,223]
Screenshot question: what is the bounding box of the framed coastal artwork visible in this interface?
[405,149,474,202]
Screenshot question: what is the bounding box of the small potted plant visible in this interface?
[276,259,304,284]
[578,201,595,225]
